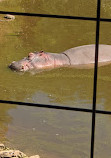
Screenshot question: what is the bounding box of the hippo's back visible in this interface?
[62,44,111,65]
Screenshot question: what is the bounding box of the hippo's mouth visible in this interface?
[9,60,34,72]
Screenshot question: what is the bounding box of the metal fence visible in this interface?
[0,0,111,157]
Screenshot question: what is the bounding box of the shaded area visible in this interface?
[7,107,92,158]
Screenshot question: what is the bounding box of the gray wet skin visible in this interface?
[9,44,111,72]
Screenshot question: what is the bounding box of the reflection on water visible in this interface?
[0,0,111,157]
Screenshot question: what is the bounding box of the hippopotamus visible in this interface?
[9,44,111,72]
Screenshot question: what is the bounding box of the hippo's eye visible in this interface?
[39,53,43,56]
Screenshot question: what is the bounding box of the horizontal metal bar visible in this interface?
[0,10,111,22]
[0,10,97,20]
[0,99,111,115]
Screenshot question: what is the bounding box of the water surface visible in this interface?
[0,0,111,158]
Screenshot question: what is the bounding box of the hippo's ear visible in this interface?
[39,51,45,56]
[28,52,34,57]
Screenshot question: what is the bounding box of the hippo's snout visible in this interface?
[9,59,34,72]
[9,61,22,71]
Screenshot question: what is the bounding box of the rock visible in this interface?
[0,150,27,158]
[4,14,15,20]
[0,144,5,151]
[0,144,40,158]
[29,155,40,158]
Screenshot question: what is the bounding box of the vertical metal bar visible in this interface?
[90,0,101,158]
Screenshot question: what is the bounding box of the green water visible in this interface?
[0,0,111,158]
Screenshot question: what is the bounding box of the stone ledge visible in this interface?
[0,144,40,158]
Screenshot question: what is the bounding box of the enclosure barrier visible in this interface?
[0,0,111,157]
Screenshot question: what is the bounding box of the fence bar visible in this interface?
[0,99,92,112]
[1,10,111,22]
[0,10,96,21]
[1,99,111,115]
[90,0,101,158]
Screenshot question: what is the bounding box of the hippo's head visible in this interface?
[9,51,54,72]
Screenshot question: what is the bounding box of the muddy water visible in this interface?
[0,0,111,158]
